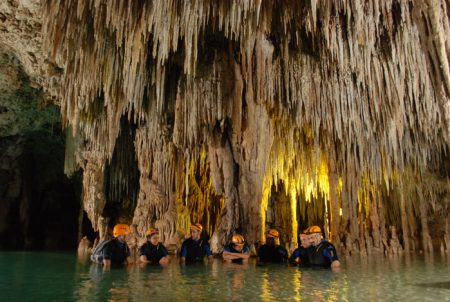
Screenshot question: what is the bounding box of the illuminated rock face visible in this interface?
[2,1,449,253]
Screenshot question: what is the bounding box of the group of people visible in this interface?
[95,223,340,269]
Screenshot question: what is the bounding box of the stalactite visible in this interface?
[41,0,450,253]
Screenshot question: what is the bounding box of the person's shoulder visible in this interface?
[259,244,268,250]
[140,242,150,249]
[322,240,336,249]
[105,238,117,247]
[182,238,193,246]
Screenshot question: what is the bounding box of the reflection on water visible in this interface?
[0,252,449,301]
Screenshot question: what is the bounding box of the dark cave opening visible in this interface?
[103,114,140,229]
[0,131,82,250]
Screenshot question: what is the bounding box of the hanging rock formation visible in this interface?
[1,0,449,254]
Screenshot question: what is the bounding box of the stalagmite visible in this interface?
[33,0,450,254]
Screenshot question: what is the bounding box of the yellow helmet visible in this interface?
[190,223,203,232]
[231,234,245,245]
[145,228,159,237]
[267,229,279,238]
[113,224,131,237]
[306,225,322,234]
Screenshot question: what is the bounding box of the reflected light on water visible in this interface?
[1,252,450,301]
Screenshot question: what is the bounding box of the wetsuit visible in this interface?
[289,246,312,266]
[181,238,212,264]
[139,242,168,264]
[307,240,339,268]
[258,244,288,263]
[223,243,250,263]
[102,238,130,265]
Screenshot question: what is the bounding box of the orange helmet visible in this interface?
[190,223,203,232]
[113,224,131,237]
[267,229,279,238]
[231,234,245,245]
[145,228,159,237]
[306,226,322,234]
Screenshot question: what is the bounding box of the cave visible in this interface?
[0,51,82,250]
[0,0,449,257]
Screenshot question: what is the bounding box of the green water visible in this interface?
[1,252,449,301]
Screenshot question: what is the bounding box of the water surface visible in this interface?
[1,252,449,301]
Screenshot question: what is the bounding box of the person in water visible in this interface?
[258,229,288,263]
[289,232,313,266]
[180,223,213,264]
[305,226,340,269]
[103,224,133,267]
[139,228,170,265]
[222,234,251,263]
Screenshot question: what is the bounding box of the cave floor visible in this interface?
[0,252,449,301]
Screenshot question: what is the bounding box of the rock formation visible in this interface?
[1,0,449,254]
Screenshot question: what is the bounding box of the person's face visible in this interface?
[300,234,311,248]
[266,236,276,245]
[190,229,201,240]
[118,234,127,242]
[149,235,159,245]
[233,243,244,252]
[310,234,322,246]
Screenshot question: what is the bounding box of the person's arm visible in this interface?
[103,259,111,267]
[139,245,150,264]
[289,249,300,265]
[222,251,242,262]
[279,247,289,262]
[237,246,251,262]
[180,244,187,264]
[324,245,340,269]
[222,246,236,262]
[125,246,133,264]
[140,255,150,263]
[159,256,170,265]
[102,243,112,267]
[257,246,265,263]
[331,260,340,268]
[237,252,250,262]
[158,246,170,265]
[204,243,213,262]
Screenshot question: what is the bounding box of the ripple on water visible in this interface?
[0,252,449,301]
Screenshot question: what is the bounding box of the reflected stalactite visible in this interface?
[42,0,450,254]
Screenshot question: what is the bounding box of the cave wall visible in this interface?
[42,0,449,254]
[0,51,81,250]
[1,1,449,254]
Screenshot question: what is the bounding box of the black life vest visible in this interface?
[258,244,288,263]
[140,242,167,263]
[182,238,206,264]
[308,241,337,268]
[91,238,130,265]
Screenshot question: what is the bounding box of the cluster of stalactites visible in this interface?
[44,0,449,177]
[43,1,450,247]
